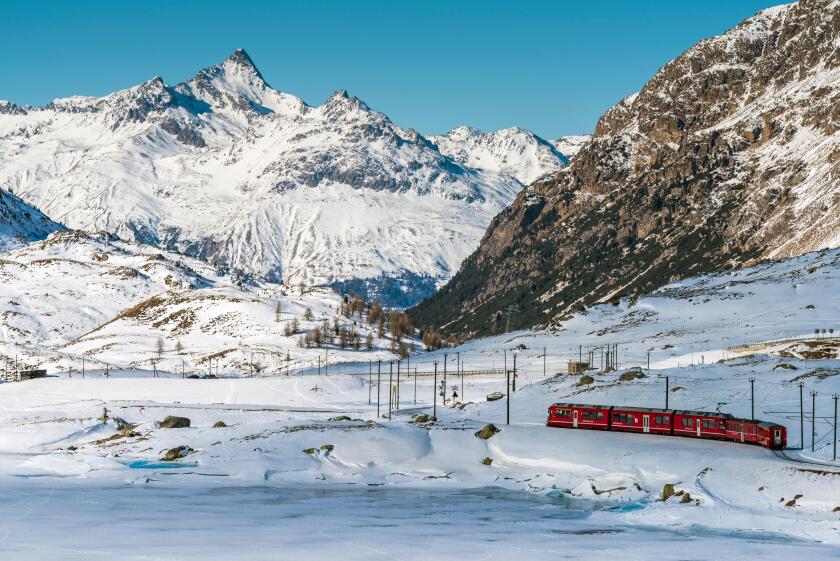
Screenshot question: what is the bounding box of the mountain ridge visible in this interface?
[0,49,570,307]
[410,0,840,336]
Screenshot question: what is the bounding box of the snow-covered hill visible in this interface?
[0,189,65,250]
[429,126,567,185]
[0,49,560,306]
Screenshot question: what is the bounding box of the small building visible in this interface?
[567,361,590,374]
[19,369,47,381]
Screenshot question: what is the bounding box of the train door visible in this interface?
[773,428,782,448]
[573,410,578,428]
[642,415,650,433]
[696,419,701,437]
[740,425,745,443]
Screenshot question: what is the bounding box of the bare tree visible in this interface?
[303,307,314,321]
[366,332,374,350]
[275,301,282,322]
[175,340,184,355]
[155,337,165,359]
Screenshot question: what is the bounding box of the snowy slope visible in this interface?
[0,49,546,306]
[429,126,567,184]
[550,134,591,159]
[1,246,840,558]
[0,188,65,250]
[0,230,404,375]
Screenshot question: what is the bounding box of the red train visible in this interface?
[546,403,786,450]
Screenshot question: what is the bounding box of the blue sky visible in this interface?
[1,0,782,138]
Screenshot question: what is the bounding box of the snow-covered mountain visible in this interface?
[412,0,840,337]
[429,126,567,185]
[0,49,557,306]
[550,134,591,159]
[0,188,65,250]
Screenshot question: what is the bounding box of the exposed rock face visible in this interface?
[411,0,840,337]
[159,415,191,429]
[475,423,500,439]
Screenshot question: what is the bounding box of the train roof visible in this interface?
[549,403,611,410]
[611,406,671,414]
[672,410,734,419]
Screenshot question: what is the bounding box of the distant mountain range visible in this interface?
[0,49,578,306]
[411,0,840,337]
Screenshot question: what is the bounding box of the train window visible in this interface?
[701,419,718,429]
[718,421,725,430]
[682,418,694,428]
[555,409,570,418]
[655,415,669,425]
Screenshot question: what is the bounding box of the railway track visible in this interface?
[772,448,840,470]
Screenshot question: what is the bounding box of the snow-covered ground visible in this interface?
[1,248,839,559]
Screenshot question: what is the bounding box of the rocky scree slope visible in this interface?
[411,0,840,336]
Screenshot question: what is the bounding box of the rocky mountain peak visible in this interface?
[411,0,840,337]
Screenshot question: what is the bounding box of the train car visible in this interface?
[755,422,786,449]
[610,406,672,434]
[671,410,732,440]
[725,419,759,444]
[547,403,610,430]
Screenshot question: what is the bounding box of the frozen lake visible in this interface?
[0,481,835,561]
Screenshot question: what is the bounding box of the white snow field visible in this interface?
[1,248,839,559]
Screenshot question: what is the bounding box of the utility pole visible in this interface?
[512,354,517,392]
[396,360,400,410]
[543,347,547,377]
[82,357,85,379]
[414,367,417,405]
[811,390,818,452]
[325,349,328,376]
[665,376,670,409]
[443,353,448,386]
[433,361,438,419]
[647,351,650,371]
[506,367,511,425]
[461,359,465,402]
[799,382,805,450]
[376,360,381,419]
[749,377,756,420]
[833,394,838,462]
[318,356,321,376]
[368,361,372,404]
[579,345,582,363]
[388,361,393,420]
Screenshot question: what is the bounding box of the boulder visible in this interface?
[159,415,191,429]
[329,415,352,422]
[577,375,594,387]
[320,444,334,452]
[112,417,136,431]
[680,493,692,503]
[481,457,493,466]
[475,424,500,440]
[661,483,676,501]
[302,448,317,455]
[162,445,193,461]
[413,414,431,423]
[212,421,227,428]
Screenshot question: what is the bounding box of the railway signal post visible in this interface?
[749,377,756,420]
